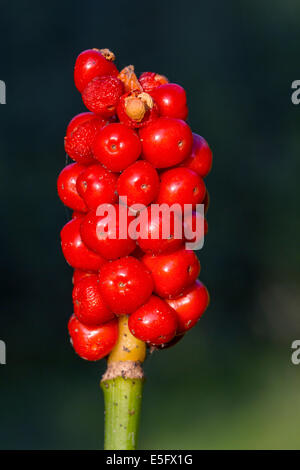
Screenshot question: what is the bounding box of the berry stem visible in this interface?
[101,315,146,450]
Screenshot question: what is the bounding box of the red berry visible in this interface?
[76,163,118,210]
[72,275,114,326]
[139,72,169,93]
[57,163,87,212]
[99,256,153,315]
[142,248,200,298]
[64,115,106,165]
[149,333,185,350]
[74,49,118,92]
[166,280,209,333]
[72,269,94,284]
[117,161,159,207]
[157,167,206,210]
[68,314,118,361]
[82,76,124,117]
[66,112,97,134]
[92,123,141,172]
[139,117,193,168]
[128,295,177,345]
[60,218,106,271]
[117,91,158,128]
[151,83,188,120]
[137,206,183,255]
[180,134,212,178]
[80,205,136,260]
[72,211,86,220]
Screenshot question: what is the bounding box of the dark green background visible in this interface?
[0,0,299,449]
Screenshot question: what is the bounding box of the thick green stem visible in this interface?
[101,376,144,450]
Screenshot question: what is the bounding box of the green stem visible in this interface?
[101,376,144,450]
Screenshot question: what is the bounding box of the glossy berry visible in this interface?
[66,112,97,135]
[64,114,106,165]
[80,205,136,260]
[139,117,193,168]
[142,248,200,298]
[57,163,87,212]
[72,211,86,220]
[137,206,183,255]
[72,275,114,326]
[151,83,188,120]
[149,333,185,350]
[92,123,141,172]
[99,256,153,315]
[68,314,118,361]
[180,133,213,178]
[128,295,177,345]
[157,167,206,210]
[76,163,117,210]
[166,280,209,333]
[72,269,94,285]
[60,218,106,271]
[82,76,124,117]
[117,161,159,207]
[139,72,169,93]
[117,91,158,128]
[74,49,118,92]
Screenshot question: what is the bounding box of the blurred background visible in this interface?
[0,0,299,449]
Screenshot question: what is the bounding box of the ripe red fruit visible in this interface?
[149,333,185,350]
[139,118,193,168]
[60,218,106,271]
[137,206,183,255]
[57,163,87,212]
[76,163,117,210]
[166,280,209,333]
[98,256,153,315]
[72,275,114,326]
[80,205,136,260]
[142,248,200,298]
[64,114,106,165]
[82,76,124,117]
[68,314,118,361]
[128,295,177,345]
[72,269,94,285]
[157,167,206,210]
[151,83,188,120]
[74,49,119,92]
[72,211,86,220]
[117,161,159,207]
[117,91,158,128]
[139,72,169,93]
[66,112,97,135]
[92,123,141,172]
[180,133,212,178]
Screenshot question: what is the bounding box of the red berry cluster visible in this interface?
[58,48,212,361]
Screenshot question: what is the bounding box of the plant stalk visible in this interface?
[101,376,144,450]
[101,316,146,450]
